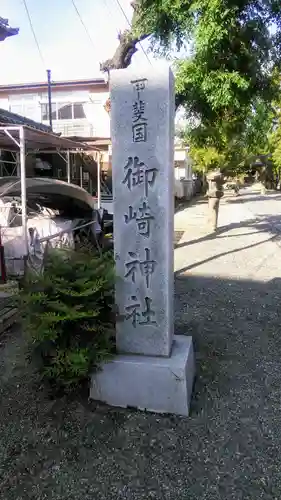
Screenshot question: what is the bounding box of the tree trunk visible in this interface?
[99,2,182,108]
[202,169,208,194]
[100,0,150,74]
[100,30,150,73]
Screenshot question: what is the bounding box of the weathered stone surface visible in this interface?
[206,170,224,199]
[90,335,195,416]
[111,64,175,357]
[92,65,195,416]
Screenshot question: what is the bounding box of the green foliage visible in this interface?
[19,247,115,392]
[188,146,226,173]
[180,94,274,175]
[269,85,281,169]
[242,99,273,155]
[134,0,280,171]
[271,135,281,168]
[138,0,281,113]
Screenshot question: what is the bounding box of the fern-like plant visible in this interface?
[19,246,115,392]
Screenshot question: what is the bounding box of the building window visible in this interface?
[73,103,85,119]
[9,102,38,120]
[41,103,56,121]
[9,104,23,115]
[41,103,48,120]
[9,93,36,101]
[58,103,72,120]
[41,102,86,121]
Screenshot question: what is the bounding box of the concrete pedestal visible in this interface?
[90,335,195,416]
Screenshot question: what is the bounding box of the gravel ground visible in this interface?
[1,191,281,499]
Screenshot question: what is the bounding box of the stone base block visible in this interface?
[90,335,195,416]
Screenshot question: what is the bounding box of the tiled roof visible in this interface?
[0,108,53,133]
[0,18,19,40]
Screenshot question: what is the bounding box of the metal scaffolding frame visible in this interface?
[26,148,103,205]
[35,149,77,184]
[0,125,104,258]
[0,124,92,257]
[0,126,28,255]
[0,149,19,176]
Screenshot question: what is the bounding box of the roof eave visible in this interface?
[0,18,19,41]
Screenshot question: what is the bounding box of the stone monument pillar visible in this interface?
[206,170,224,231]
[90,65,195,416]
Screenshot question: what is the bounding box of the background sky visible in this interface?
[0,0,155,84]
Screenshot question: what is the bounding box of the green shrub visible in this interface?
[19,246,115,392]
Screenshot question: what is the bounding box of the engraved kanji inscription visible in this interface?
[124,248,156,288]
[122,156,157,196]
[131,78,148,142]
[124,201,154,238]
[132,100,146,123]
[132,123,147,143]
[125,295,157,328]
[140,297,157,325]
[131,78,147,97]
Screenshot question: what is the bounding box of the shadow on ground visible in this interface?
[175,234,275,274]
[1,274,281,499]
[225,194,281,204]
[176,214,281,252]
[175,195,205,214]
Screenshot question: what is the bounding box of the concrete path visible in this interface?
[175,188,281,281]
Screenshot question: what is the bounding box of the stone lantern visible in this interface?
[206,169,224,231]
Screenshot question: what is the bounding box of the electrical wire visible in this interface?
[103,0,120,37]
[71,0,96,50]
[115,0,132,26]
[22,0,45,66]
[114,0,152,66]
[22,0,45,67]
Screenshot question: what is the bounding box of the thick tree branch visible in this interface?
[100,30,149,73]
[100,0,182,110]
[100,0,152,72]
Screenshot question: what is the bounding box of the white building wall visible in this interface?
[0,97,9,110]
[1,88,110,138]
